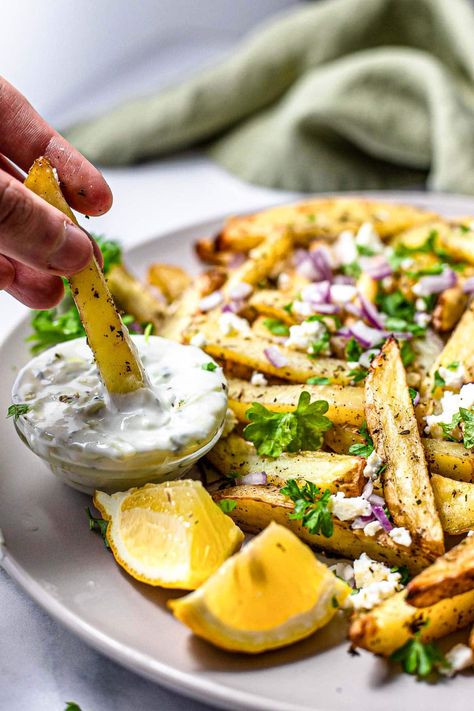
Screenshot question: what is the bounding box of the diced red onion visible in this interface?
[362,480,373,499]
[412,391,420,407]
[352,514,376,530]
[344,302,363,318]
[301,281,331,304]
[463,277,474,293]
[222,301,243,314]
[349,320,386,349]
[199,290,223,312]
[228,282,253,300]
[311,303,341,314]
[333,275,356,285]
[359,348,380,369]
[359,294,386,329]
[294,249,309,267]
[368,493,386,507]
[336,327,352,338]
[237,472,267,486]
[310,248,333,282]
[359,255,393,281]
[416,268,457,296]
[371,504,393,532]
[264,346,288,369]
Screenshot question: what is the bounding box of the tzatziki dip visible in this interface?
[11,336,228,493]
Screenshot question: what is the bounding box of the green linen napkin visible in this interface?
[65,0,474,194]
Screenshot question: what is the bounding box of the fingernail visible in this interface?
[48,222,93,273]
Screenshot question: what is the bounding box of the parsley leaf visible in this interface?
[390,627,449,678]
[400,340,415,368]
[460,408,474,449]
[408,387,418,404]
[64,704,83,711]
[307,376,331,385]
[280,479,334,537]
[390,565,411,586]
[86,508,110,549]
[218,499,237,514]
[447,361,460,370]
[346,337,362,362]
[348,367,369,383]
[309,329,330,357]
[143,322,154,343]
[7,403,30,421]
[349,421,374,458]
[433,369,446,390]
[95,235,122,273]
[356,244,376,257]
[376,289,415,322]
[341,262,362,279]
[243,392,332,458]
[263,318,290,336]
[202,362,217,371]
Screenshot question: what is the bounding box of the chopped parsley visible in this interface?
[356,244,376,257]
[408,387,419,405]
[348,367,369,383]
[390,565,411,586]
[441,408,474,448]
[309,328,330,357]
[376,289,415,322]
[263,318,290,336]
[143,322,154,342]
[283,302,293,315]
[7,403,30,421]
[86,507,110,549]
[307,376,331,385]
[390,624,449,678]
[447,361,460,370]
[341,262,362,279]
[400,340,416,368]
[348,422,374,458]
[433,369,446,391]
[202,362,218,372]
[280,479,334,538]
[218,499,237,514]
[64,704,83,711]
[243,391,333,458]
[346,337,363,362]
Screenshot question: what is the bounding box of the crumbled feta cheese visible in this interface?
[291,300,315,318]
[355,222,385,254]
[332,230,357,266]
[228,281,253,300]
[468,530,474,537]
[349,553,402,610]
[363,450,384,479]
[218,312,250,336]
[415,298,427,312]
[426,382,474,431]
[277,272,291,291]
[347,361,360,369]
[441,643,474,677]
[199,290,223,312]
[414,312,431,327]
[389,527,412,547]
[438,363,465,390]
[222,408,238,437]
[330,492,372,521]
[190,332,207,348]
[250,371,268,387]
[285,319,328,354]
[329,284,357,304]
[363,520,383,537]
[329,561,354,584]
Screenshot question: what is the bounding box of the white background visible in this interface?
[0,2,299,710]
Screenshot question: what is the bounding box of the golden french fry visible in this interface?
[432,286,468,332]
[147,263,192,303]
[431,474,474,535]
[224,228,292,293]
[423,438,474,483]
[25,157,145,394]
[406,535,474,607]
[107,264,166,330]
[427,301,474,397]
[349,587,474,656]
[206,433,365,496]
[227,378,364,427]
[365,339,444,557]
[213,485,433,573]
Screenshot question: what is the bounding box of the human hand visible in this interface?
[0,77,112,308]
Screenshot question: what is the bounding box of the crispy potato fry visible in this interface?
[213,485,433,572]
[432,286,468,332]
[349,588,474,656]
[194,236,243,267]
[228,378,364,427]
[438,223,474,265]
[431,474,474,535]
[224,228,292,293]
[423,438,474,483]
[107,264,166,330]
[158,285,202,342]
[323,425,363,454]
[427,301,474,396]
[249,290,296,325]
[365,339,444,557]
[186,324,355,386]
[25,157,146,394]
[406,535,474,607]
[147,263,191,302]
[218,199,437,252]
[207,433,365,496]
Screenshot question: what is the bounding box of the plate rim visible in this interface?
[3,189,474,711]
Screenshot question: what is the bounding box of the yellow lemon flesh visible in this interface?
[94,480,244,589]
[169,522,351,653]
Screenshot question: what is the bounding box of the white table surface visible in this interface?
[0,155,296,711]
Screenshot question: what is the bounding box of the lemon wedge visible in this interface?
[94,480,244,589]
[169,522,351,653]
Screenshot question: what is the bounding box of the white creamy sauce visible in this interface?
[12,336,228,472]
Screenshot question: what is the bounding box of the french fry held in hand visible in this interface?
[406,535,474,607]
[213,485,432,573]
[25,157,146,394]
[431,474,474,535]
[349,587,474,656]
[206,433,365,496]
[365,339,444,557]
[227,379,364,427]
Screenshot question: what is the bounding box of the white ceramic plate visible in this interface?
[1,192,474,711]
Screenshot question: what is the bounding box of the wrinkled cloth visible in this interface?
[65,0,474,194]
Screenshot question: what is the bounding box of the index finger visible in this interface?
[0,76,113,216]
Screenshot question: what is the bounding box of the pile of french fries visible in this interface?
[126,197,474,668]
